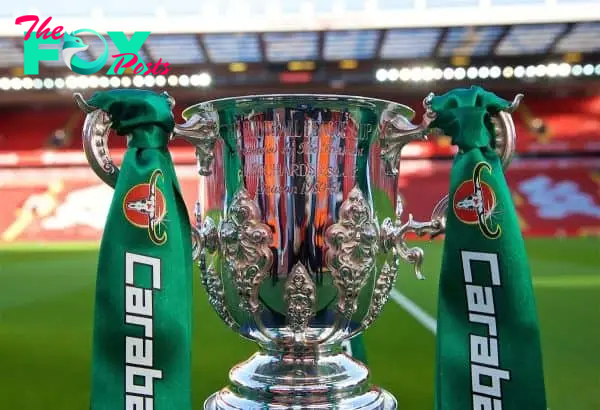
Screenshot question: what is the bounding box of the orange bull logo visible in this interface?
[453,162,501,239]
[123,169,167,245]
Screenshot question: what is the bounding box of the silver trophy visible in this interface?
[76,92,519,410]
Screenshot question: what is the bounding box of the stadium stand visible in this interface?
[0,105,190,151]
[0,94,599,241]
[1,96,599,153]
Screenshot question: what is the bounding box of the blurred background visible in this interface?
[0,1,599,409]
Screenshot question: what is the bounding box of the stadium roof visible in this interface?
[2,22,599,71]
[2,0,600,34]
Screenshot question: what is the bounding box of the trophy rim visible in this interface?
[181,93,415,120]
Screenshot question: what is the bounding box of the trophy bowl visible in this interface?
[176,94,448,410]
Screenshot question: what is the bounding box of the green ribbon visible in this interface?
[341,336,367,364]
[88,90,192,410]
[431,86,547,410]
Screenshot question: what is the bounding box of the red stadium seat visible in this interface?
[1,96,599,154]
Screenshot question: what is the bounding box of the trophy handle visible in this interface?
[493,94,522,168]
[74,93,119,188]
[191,203,219,260]
[74,92,219,259]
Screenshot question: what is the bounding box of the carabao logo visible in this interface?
[453,162,501,239]
[122,170,168,245]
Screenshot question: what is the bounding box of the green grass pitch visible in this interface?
[0,237,598,409]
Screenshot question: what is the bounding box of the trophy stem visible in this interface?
[204,341,397,410]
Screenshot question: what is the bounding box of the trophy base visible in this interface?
[204,389,396,410]
[203,343,398,410]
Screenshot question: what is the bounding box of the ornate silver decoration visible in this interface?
[361,262,398,329]
[380,195,446,280]
[379,95,436,176]
[325,186,379,318]
[192,218,219,261]
[201,264,239,331]
[220,188,274,313]
[491,97,521,169]
[74,93,119,188]
[284,262,317,335]
[191,202,219,261]
[173,109,220,176]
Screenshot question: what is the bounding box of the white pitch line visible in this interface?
[389,289,437,335]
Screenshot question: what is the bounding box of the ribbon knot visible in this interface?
[428,86,511,151]
[87,89,175,149]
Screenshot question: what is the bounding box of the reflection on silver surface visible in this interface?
[75,93,119,188]
[173,110,220,176]
[380,195,445,281]
[200,264,239,331]
[361,262,397,330]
